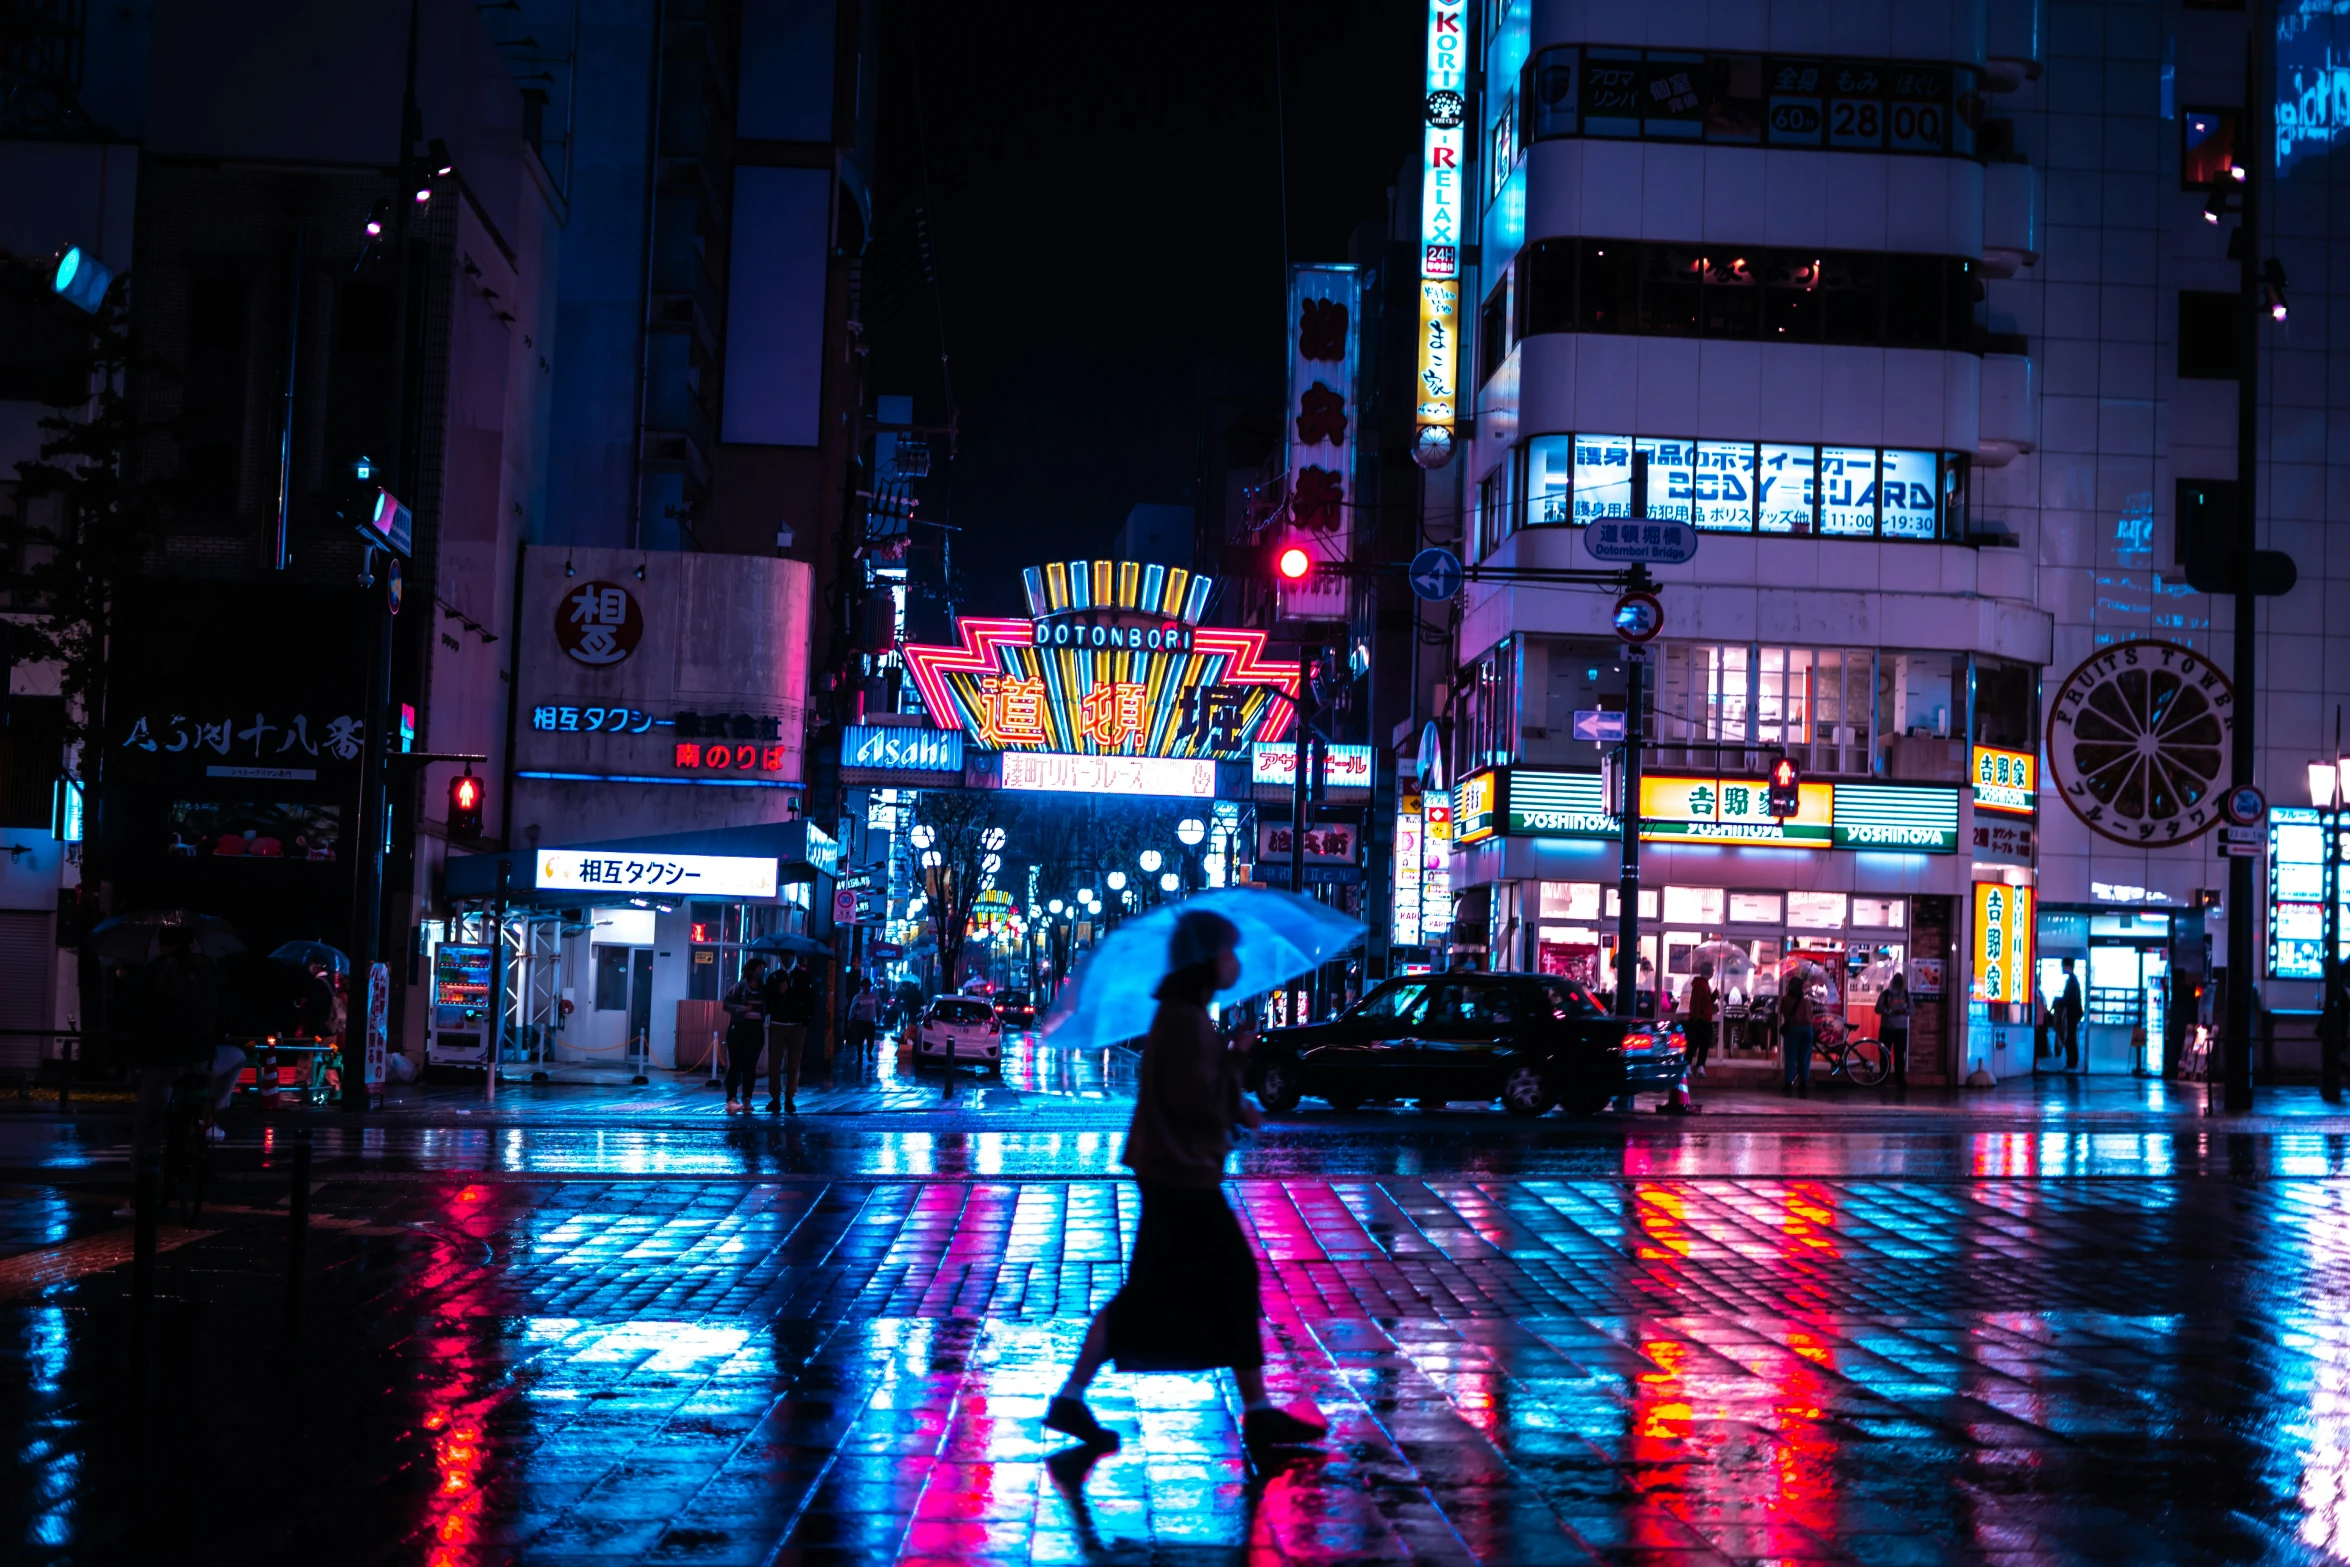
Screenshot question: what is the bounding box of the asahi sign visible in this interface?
[2046,639,2232,846]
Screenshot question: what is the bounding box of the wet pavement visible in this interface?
[9,1041,2350,1562]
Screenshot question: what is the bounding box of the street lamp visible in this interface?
[1106,870,1127,890]
[1048,898,1063,915]
[1139,849,1163,874]
[1177,818,1206,847]
[1160,871,1181,894]
[2311,752,2350,1102]
[910,824,935,850]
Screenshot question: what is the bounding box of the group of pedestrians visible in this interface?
[719,954,816,1114]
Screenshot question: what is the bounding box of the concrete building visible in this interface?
[1428,0,2349,1084]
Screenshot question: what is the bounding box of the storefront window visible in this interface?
[1788,891,1849,929]
[1729,892,1782,923]
[1663,885,1724,923]
[1758,444,1817,532]
[1539,880,1601,919]
[1972,657,2038,749]
[1604,887,1662,919]
[1852,897,1907,927]
[1506,430,1962,540]
[1654,642,1873,776]
[1526,436,1572,526]
[1453,638,1520,775]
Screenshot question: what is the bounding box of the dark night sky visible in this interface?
[864,0,1418,617]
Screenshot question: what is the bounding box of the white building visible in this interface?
[1430,0,2348,1083]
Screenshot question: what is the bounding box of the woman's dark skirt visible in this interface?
[1105,1179,1264,1372]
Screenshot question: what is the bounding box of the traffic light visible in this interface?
[1766,755,1801,818]
[448,769,484,841]
[1220,542,1317,581]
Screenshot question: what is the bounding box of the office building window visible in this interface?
[1513,432,1964,541]
[1529,46,1978,157]
[1515,238,1980,353]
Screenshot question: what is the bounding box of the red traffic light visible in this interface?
[448,771,485,840]
[1276,545,1313,581]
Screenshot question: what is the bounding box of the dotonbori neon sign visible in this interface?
[898,558,1301,761]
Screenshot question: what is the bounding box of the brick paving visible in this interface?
[8,1136,2350,1563]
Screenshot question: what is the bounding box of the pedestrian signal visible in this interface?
[449,770,485,840]
[1766,756,1801,818]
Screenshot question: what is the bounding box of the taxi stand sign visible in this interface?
[537,849,778,899]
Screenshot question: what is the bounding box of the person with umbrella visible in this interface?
[1042,908,1328,1455]
[721,956,769,1113]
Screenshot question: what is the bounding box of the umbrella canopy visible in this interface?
[87,910,245,964]
[267,939,350,975]
[1042,888,1366,1053]
[219,953,338,1039]
[1689,940,1753,985]
[745,931,832,959]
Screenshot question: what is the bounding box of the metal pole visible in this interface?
[2328,706,2344,1104]
[486,863,506,1103]
[1290,652,1310,893]
[1615,457,1652,1022]
[2224,21,2265,1113]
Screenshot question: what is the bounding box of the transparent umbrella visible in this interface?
[1689,940,1753,990]
[1042,888,1366,1052]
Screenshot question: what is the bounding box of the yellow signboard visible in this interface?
[1636,774,1834,846]
[1454,769,1497,845]
[1414,277,1460,466]
[1971,881,2035,1005]
[1971,744,2037,816]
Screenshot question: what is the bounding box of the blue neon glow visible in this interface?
[2277,3,2350,177]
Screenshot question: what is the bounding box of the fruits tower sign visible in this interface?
[2045,639,2233,846]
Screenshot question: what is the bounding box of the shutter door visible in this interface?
[0,909,55,1072]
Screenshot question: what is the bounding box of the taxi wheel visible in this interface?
[1560,1086,1613,1116]
[1500,1065,1555,1118]
[1256,1059,1304,1113]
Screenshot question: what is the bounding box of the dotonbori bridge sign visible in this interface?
[2045,638,2233,846]
[899,558,1302,760]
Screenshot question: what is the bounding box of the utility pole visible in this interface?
[1289,650,1312,894]
[344,0,423,1113]
[1612,457,1652,1023]
[2224,19,2266,1113]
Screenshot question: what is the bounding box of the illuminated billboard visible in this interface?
[1971,881,2034,1006]
[1000,753,1217,800]
[1970,744,2037,817]
[1413,0,1468,468]
[898,558,1300,761]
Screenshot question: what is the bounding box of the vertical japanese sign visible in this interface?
[1971,881,2034,1006]
[1284,265,1361,622]
[1423,794,1454,941]
[1414,0,1468,469]
[1393,792,1426,946]
[364,962,390,1088]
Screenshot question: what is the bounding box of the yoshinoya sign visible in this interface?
[536,848,779,898]
[1970,744,2037,817]
[1463,767,1960,853]
[2046,639,2231,846]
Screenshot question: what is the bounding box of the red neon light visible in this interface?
[672,742,786,772]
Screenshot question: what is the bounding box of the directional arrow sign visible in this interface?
[1583,516,1698,564]
[1571,709,1627,742]
[1408,546,1464,601]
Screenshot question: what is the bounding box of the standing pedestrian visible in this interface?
[1044,910,1327,1454]
[1779,969,1815,1097]
[847,976,881,1059]
[117,923,229,1216]
[763,954,816,1113]
[1878,967,1913,1085]
[722,957,769,1112]
[2054,957,2085,1072]
[1685,961,1716,1078]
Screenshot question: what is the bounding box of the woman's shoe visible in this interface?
[724,1099,741,1113]
[1044,1395,1120,1450]
[1243,1403,1328,1448]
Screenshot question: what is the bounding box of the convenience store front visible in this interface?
[1448,766,1970,1079]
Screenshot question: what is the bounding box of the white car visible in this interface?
[915,997,1002,1071]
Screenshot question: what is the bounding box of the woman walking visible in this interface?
[1780,968,1815,1097]
[721,957,769,1113]
[1044,910,1327,1453]
[1877,967,1913,1086]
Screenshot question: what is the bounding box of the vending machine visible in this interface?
[427,943,495,1066]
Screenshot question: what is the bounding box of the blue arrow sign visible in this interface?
[1571,709,1627,742]
[1583,517,1698,564]
[1408,546,1464,601]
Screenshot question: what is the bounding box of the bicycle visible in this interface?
[1810,1012,1890,1087]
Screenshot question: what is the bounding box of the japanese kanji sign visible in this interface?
[555,581,644,667]
[536,849,777,899]
[1285,264,1361,618]
[122,711,362,765]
